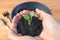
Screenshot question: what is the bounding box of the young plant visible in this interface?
[23,11,34,26]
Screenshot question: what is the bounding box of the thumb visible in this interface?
[36,8,60,34]
[36,8,58,29]
[36,8,52,20]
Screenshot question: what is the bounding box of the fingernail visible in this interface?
[19,11,23,16]
[16,13,19,16]
[36,8,40,13]
[23,10,30,14]
[39,18,42,20]
[23,10,26,13]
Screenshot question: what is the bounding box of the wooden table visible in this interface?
[0,0,60,40]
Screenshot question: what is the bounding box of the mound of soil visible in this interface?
[17,16,43,37]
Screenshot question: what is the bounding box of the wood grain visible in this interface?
[0,0,60,40]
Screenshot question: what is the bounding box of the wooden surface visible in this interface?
[0,0,60,40]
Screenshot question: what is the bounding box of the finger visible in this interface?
[35,36,44,40]
[9,29,22,36]
[9,13,22,37]
[16,13,22,23]
[12,13,22,23]
[19,10,30,16]
[34,12,39,18]
[11,16,18,33]
[19,11,23,16]
[11,16,17,30]
[36,8,52,20]
[9,11,23,38]
[8,29,17,36]
[11,13,22,32]
[34,12,42,20]
[8,29,22,39]
[22,10,42,20]
[10,16,19,33]
[23,10,30,15]
[36,8,60,33]
[8,29,19,40]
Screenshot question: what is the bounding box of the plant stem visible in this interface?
[28,16,32,26]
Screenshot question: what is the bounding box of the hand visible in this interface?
[8,8,60,40]
[8,10,42,40]
[36,8,60,40]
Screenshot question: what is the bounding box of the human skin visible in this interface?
[8,8,60,40]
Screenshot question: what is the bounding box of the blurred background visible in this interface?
[0,0,60,40]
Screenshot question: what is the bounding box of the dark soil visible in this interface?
[17,16,43,37]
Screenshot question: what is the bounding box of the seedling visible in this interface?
[23,11,34,25]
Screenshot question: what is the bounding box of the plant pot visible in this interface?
[11,2,51,37]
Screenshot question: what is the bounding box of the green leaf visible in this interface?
[30,11,34,17]
[23,15,30,20]
[23,11,34,26]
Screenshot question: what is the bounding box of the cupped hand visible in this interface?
[8,8,60,40]
[36,8,60,40]
[8,10,42,40]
